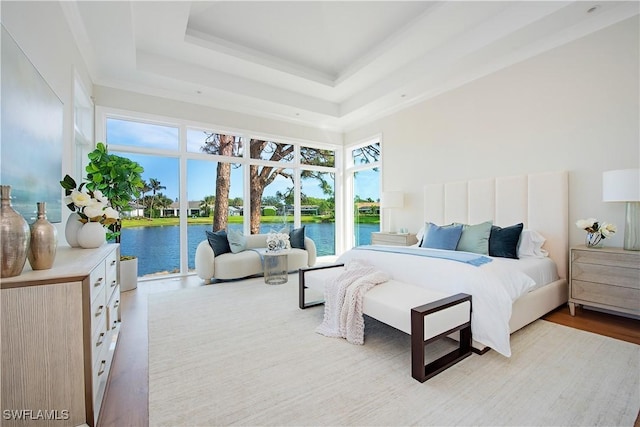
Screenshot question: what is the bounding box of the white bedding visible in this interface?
[335,246,558,357]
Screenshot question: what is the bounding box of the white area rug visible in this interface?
[148,276,640,426]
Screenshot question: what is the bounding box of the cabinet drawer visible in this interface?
[106,250,118,292]
[91,285,106,337]
[91,314,108,365]
[572,279,640,312]
[89,261,106,303]
[572,263,640,290]
[107,286,121,332]
[572,249,640,269]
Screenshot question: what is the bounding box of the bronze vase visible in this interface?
[0,185,30,277]
[28,202,57,270]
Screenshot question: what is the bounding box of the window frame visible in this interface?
[95,106,341,278]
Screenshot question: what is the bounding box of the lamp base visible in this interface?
[624,201,640,251]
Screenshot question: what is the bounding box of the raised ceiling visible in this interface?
[62,1,639,132]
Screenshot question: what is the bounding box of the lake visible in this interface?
[120,222,380,276]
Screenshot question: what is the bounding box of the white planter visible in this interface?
[76,222,106,249]
[65,213,83,247]
[120,257,138,292]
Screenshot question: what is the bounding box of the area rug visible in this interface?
[148,276,639,426]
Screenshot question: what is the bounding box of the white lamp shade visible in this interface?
[380,191,403,209]
[603,169,640,202]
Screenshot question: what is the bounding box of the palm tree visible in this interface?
[148,178,166,218]
[139,180,152,218]
[200,195,216,217]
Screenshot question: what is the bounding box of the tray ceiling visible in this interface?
[62,1,639,132]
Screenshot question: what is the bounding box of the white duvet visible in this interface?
[337,246,539,357]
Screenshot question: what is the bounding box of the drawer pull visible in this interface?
[94,278,103,287]
[110,260,117,266]
[95,305,104,317]
[95,332,105,347]
[113,299,120,309]
[97,360,106,376]
[110,280,117,288]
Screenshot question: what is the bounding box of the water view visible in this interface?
[121,222,380,276]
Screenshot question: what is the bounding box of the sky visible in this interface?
[107,118,379,203]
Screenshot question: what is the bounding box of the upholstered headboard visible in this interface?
[424,171,569,279]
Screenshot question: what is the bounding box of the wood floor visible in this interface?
[97,275,640,427]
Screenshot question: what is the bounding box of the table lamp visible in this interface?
[380,191,403,232]
[603,168,640,250]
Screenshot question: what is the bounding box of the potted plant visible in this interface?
[84,142,144,291]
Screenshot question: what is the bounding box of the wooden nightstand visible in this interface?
[569,246,640,317]
[371,232,418,246]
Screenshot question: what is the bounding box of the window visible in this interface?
[347,140,381,247]
[97,108,340,279]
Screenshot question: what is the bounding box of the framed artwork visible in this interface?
[1,24,63,223]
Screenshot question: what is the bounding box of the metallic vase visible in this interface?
[0,185,30,278]
[28,202,57,270]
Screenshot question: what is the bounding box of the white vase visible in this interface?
[120,257,138,292]
[77,222,106,249]
[65,213,83,247]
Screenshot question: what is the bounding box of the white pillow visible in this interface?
[416,225,425,243]
[517,229,548,258]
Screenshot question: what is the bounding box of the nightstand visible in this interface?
[569,246,640,317]
[371,232,418,246]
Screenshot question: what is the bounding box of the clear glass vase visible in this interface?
[585,232,603,248]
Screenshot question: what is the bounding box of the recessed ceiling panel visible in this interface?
[187,1,432,78]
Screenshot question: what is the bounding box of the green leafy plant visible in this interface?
[84,142,144,244]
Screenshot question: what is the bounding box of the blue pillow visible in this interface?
[206,230,231,256]
[226,229,246,254]
[489,223,524,259]
[456,221,492,255]
[420,223,463,250]
[289,226,306,249]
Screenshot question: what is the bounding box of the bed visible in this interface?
[306,171,569,356]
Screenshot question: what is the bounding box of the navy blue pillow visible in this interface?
[206,230,231,256]
[489,223,524,259]
[290,226,306,249]
[420,223,463,250]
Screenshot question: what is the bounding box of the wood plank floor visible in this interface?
[97,275,640,427]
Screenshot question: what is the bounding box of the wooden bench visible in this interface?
[299,264,473,382]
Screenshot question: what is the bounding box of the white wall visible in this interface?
[2,1,94,239]
[345,16,640,249]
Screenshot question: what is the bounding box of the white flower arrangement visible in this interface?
[61,175,119,225]
[266,231,291,252]
[576,218,616,247]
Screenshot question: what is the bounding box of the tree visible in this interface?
[199,132,379,234]
[200,133,240,231]
[200,195,216,217]
[148,178,166,218]
[139,180,152,218]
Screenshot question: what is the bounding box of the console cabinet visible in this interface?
[1,244,120,427]
[371,232,418,246]
[569,246,640,317]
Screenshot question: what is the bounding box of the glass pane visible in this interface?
[249,165,294,234]
[187,159,243,272]
[301,146,335,167]
[351,142,380,165]
[115,152,180,277]
[186,129,244,157]
[250,139,294,162]
[106,118,179,151]
[301,170,335,256]
[353,168,380,246]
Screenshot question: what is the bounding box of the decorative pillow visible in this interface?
[489,223,524,259]
[420,222,463,250]
[517,229,548,258]
[289,226,306,249]
[205,230,231,256]
[456,221,492,255]
[226,229,247,254]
